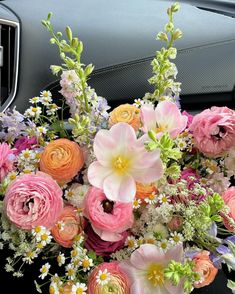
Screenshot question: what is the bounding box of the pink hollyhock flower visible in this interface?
[83,187,133,241]
[190,106,235,157]
[14,136,37,155]
[87,261,130,294]
[222,187,235,230]
[180,168,200,190]
[120,244,184,294]
[84,223,128,256]
[140,101,188,138]
[4,172,63,230]
[0,143,15,182]
[51,205,83,248]
[88,122,163,203]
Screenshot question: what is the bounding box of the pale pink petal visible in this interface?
[103,173,136,203]
[165,244,184,263]
[91,225,123,242]
[132,159,164,183]
[165,281,184,294]
[109,122,137,147]
[93,129,117,166]
[87,161,112,189]
[130,244,166,269]
[140,104,156,133]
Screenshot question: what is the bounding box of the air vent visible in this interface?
[0,19,19,111]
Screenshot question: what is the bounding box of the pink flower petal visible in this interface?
[91,225,123,242]
[109,122,137,146]
[140,104,156,133]
[87,161,112,189]
[103,173,136,203]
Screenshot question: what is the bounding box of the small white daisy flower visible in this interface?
[158,239,170,252]
[71,282,87,294]
[57,253,66,266]
[36,126,48,135]
[29,96,40,104]
[158,193,170,204]
[133,198,142,209]
[23,250,38,264]
[96,269,111,286]
[49,282,59,294]
[40,90,52,105]
[145,192,157,205]
[80,256,94,272]
[39,263,51,280]
[25,106,42,118]
[66,264,76,280]
[170,232,184,245]
[32,226,47,237]
[125,236,137,250]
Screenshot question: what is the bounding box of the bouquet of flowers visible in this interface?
[0,3,235,293]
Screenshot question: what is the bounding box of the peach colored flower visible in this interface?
[135,182,157,201]
[193,251,218,288]
[51,205,83,248]
[140,101,188,139]
[4,172,63,230]
[40,138,84,184]
[83,187,133,242]
[87,262,130,294]
[88,122,163,203]
[222,187,235,230]
[190,106,235,157]
[0,143,15,182]
[109,104,141,131]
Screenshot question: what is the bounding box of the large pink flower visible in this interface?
[190,106,235,157]
[87,262,130,294]
[222,187,235,230]
[0,143,15,182]
[120,244,184,294]
[4,172,63,230]
[87,122,163,203]
[140,101,188,138]
[83,187,133,241]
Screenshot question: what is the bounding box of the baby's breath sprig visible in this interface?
[145,2,182,104]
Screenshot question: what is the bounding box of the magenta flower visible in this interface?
[120,244,184,294]
[87,122,163,203]
[0,143,15,182]
[83,187,133,241]
[190,106,235,157]
[4,172,63,230]
[14,136,37,155]
[84,223,128,256]
[140,101,188,138]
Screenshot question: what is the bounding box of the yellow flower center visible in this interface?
[49,286,55,294]
[34,226,41,233]
[162,196,168,203]
[71,249,78,258]
[9,173,17,180]
[160,242,167,250]
[112,156,129,174]
[26,251,34,258]
[155,124,168,134]
[82,259,90,268]
[147,263,165,287]
[68,269,75,276]
[127,240,135,248]
[148,193,156,201]
[32,107,38,113]
[76,289,83,294]
[41,267,47,273]
[41,233,48,241]
[173,235,180,243]
[100,273,108,281]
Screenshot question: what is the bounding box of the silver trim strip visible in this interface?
[0,18,20,112]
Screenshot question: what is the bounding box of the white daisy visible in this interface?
[71,282,87,294]
[96,269,111,286]
[80,256,93,272]
[29,96,40,104]
[39,263,51,279]
[57,253,66,266]
[133,198,142,209]
[125,236,137,250]
[145,192,157,205]
[169,231,184,245]
[158,193,170,204]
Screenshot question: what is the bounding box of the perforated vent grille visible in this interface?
[0,19,19,111]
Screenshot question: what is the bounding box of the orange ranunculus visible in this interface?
[39,138,84,184]
[59,282,73,294]
[135,182,157,201]
[193,251,218,288]
[109,104,140,131]
[51,205,83,248]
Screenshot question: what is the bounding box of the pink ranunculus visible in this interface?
[4,172,63,230]
[51,205,83,248]
[190,106,235,157]
[87,122,163,203]
[83,187,133,242]
[222,187,235,229]
[87,261,131,294]
[0,143,15,182]
[84,223,128,256]
[140,101,188,138]
[14,136,37,155]
[120,244,184,294]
